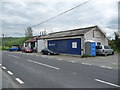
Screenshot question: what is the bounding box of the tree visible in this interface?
[25,27,33,37]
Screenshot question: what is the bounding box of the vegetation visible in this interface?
[109,39,120,53]
[0,37,31,50]
[25,27,33,37]
[109,32,120,53]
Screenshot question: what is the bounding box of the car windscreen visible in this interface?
[96,46,102,49]
[104,46,110,49]
[11,46,18,49]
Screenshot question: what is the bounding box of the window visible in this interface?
[96,46,102,49]
[104,46,109,49]
[97,42,101,45]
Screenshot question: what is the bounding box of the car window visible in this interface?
[104,46,109,49]
[96,46,102,49]
[109,46,112,49]
[25,47,30,49]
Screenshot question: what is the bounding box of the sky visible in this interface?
[0,0,119,38]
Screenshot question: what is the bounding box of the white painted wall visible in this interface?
[37,39,47,52]
[28,43,31,48]
[84,29,108,45]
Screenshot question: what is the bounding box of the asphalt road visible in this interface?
[1,51,119,88]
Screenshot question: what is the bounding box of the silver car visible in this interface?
[96,45,114,56]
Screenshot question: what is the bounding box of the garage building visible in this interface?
[37,26,108,55]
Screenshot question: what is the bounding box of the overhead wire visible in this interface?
[31,0,92,28]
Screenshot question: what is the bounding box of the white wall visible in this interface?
[84,29,108,45]
[37,39,47,52]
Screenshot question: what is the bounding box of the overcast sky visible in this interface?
[1,0,119,38]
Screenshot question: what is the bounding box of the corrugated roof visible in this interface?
[43,26,98,39]
[25,37,37,43]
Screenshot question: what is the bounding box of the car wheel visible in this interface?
[48,53,50,55]
[104,53,107,56]
[112,52,114,55]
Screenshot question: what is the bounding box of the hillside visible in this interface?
[1,37,30,47]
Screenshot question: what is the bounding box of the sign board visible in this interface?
[72,42,77,48]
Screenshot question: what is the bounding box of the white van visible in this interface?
[96,45,114,56]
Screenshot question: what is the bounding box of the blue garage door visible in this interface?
[48,38,81,55]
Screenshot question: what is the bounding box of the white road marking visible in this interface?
[100,66,106,68]
[72,72,77,75]
[7,71,13,75]
[15,78,24,84]
[82,63,91,65]
[0,64,1,66]
[11,55,20,58]
[27,59,60,70]
[57,59,63,61]
[106,67,113,69]
[2,66,6,69]
[82,63,86,64]
[88,64,92,65]
[95,79,120,88]
[100,66,113,69]
[67,61,75,63]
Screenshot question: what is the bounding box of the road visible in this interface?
[1,51,119,88]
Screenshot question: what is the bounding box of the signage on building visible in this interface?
[72,42,77,48]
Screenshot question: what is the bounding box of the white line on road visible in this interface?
[0,64,1,66]
[100,66,106,68]
[15,78,24,84]
[95,79,120,88]
[2,66,6,69]
[27,59,60,70]
[82,63,91,65]
[106,67,113,69]
[72,72,77,75]
[100,66,113,69]
[11,55,20,58]
[57,59,63,61]
[67,61,75,63]
[112,63,116,65]
[7,71,13,75]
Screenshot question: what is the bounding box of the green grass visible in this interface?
[0,37,31,51]
[0,46,10,50]
[1,37,30,47]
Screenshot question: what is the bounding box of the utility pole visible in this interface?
[2,34,5,38]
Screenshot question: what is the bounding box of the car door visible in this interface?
[104,46,110,54]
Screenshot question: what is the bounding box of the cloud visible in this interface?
[1,0,119,38]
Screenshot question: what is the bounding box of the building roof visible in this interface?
[42,26,104,39]
[25,37,37,43]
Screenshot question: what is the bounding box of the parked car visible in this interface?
[96,45,114,56]
[8,46,20,51]
[22,47,33,53]
[41,48,59,55]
